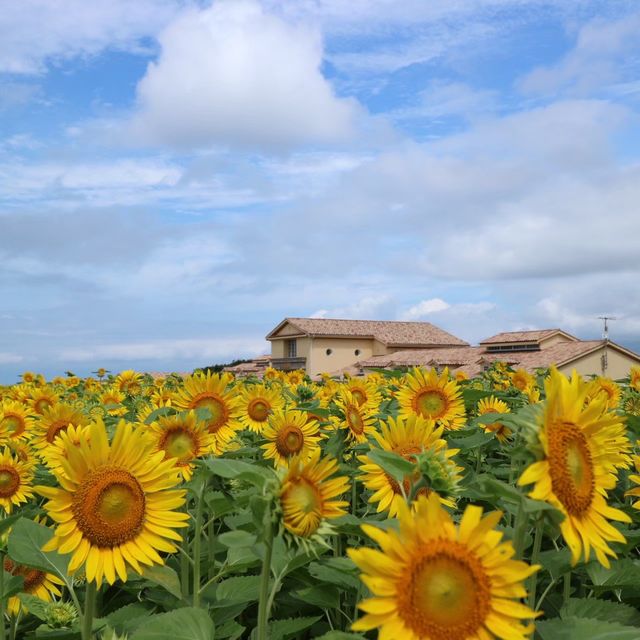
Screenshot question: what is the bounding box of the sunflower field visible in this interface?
[1,363,640,640]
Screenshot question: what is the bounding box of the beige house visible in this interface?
[266,317,468,377]
[358,328,640,379]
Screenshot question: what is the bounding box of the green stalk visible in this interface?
[192,484,205,608]
[513,500,527,559]
[181,500,190,599]
[256,518,275,640]
[207,518,216,580]
[81,581,97,640]
[0,552,6,640]
[563,571,572,604]
[527,519,544,609]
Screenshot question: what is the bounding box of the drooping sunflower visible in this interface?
[147,411,215,480]
[630,366,640,392]
[115,370,144,395]
[334,389,378,443]
[238,384,285,433]
[343,377,382,410]
[586,377,621,410]
[397,368,466,430]
[0,400,34,441]
[262,410,320,466]
[36,419,189,585]
[477,396,512,443]
[172,372,241,453]
[0,447,35,513]
[27,387,59,415]
[518,368,632,567]
[348,494,540,640]
[280,450,349,538]
[31,402,89,456]
[511,368,535,392]
[358,415,461,517]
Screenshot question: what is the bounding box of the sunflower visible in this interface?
[0,400,34,441]
[518,368,632,567]
[238,384,285,433]
[286,370,306,386]
[31,403,89,456]
[99,387,128,416]
[147,411,215,480]
[477,396,512,443]
[511,369,535,393]
[262,367,282,382]
[262,410,320,466]
[334,389,378,443]
[343,377,381,409]
[39,424,90,476]
[348,494,539,640]
[455,370,469,382]
[0,447,35,513]
[36,419,189,585]
[172,372,241,453]
[624,394,640,416]
[279,450,349,538]
[586,377,621,410]
[115,370,144,395]
[4,553,64,616]
[28,387,59,415]
[630,366,640,392]
[397,368,466,430]
[358,415,461,517]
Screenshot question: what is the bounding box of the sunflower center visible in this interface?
[34,398,54,414]
[3,558,46,592]
[351,389,366,406]
[386,446,421,496]
[46,419,72,443]
[192,394,227,433]
[548,421,595,516]
[286,479,321,515]
[415,390,448,419]
[72,467,146,548]
[0,415,26,438]
[346,406,364,435]
[397,539,491,640]
[161,428,197,464]
[275,426,304,457]
[0,467,20,497]
[247,398,270,422]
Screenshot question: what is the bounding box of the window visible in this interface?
[286,339,297,358]
[326,348,333,356]
[354,349,361,356]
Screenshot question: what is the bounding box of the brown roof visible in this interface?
[480,329,578,345]
[360,346,483,369]
[266,318,468,347]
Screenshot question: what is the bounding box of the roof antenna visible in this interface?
[597,316,616,375]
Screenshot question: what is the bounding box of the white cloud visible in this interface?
[401,298,450,318]
[132,1,359,149]
[0,353,23,365]
[311,294,395,320]
[0,0,181,74]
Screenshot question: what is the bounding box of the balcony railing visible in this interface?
[271,357,307,371]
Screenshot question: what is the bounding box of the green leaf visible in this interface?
[308,558,360,591]
[143,406,175,424]
[536,616,640,639]
[218,531,257,548]
[538,548,572,580]
[314,633,366,640]
[366,449,414,484]
[106,603,153,634]
[139,565,182,599]
[7,519,70,580]
[17,593,49,620]
[215,620,244,640]
[130,608,214,640]
[587,559,640,590]
[200,458,274,487]
[215,575,261,604]
[561,599,640,627]
[268,616,321,640]
[292,585,340,609]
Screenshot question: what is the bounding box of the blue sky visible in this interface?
[1,0,640,381]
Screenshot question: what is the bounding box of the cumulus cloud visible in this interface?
[401,298,451,318]
[132,1,359,149]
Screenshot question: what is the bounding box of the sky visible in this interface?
[1,0,640,382]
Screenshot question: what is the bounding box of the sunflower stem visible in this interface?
[192,483,205,608]
[256,515,274,640]
[81,581,97,640]
[0,552,6,640]
[513,499,527,559]
[563,571,572,604]
[180,501,190,599]
[207,517,216,580]
[527,518,544,609]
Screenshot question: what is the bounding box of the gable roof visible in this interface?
[480,328,578,345]
[359,346,483,369]
[266,317,468,347]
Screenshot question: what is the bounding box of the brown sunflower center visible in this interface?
[350,389,366,406]
[275,426,304,458]
[3,558,46,592]
[161,428,197,464]
[247,398,270,422]
[385,446,421,496]
[34,398,54,414]
[191,394,228,433]
[548,421,595,516]
[346,406,364,435]
[1,414,26,438]
[46,419,72,443]
[414,390,448,419]
[72,467,146,548]
[0,467,20,498]
[397,539,491,640]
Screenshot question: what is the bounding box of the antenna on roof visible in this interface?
[597,316,616,375]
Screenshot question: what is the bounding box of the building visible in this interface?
[265,318,640,379]
[265,317,468,377]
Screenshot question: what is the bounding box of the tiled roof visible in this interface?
[359,346,483,368]
[267,318,468,347]
[480,329,578,345]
